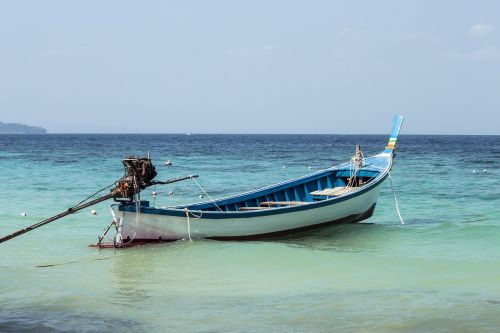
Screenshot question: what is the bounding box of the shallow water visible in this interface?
[1,134,499,332]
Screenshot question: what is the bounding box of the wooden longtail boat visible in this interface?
[110,115,404,244]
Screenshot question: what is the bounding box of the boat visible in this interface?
[109,115,404,244]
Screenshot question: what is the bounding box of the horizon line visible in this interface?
[3,132,499,136]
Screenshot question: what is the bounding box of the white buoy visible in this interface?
[199,194,204,199]
[152,191,158,197]
[473,169,477,174]
[168,191,174,195]
[90,210,97,215]
[308,166,312,170]
[483,169,488,173]
[21,212,27,217]
[165,160,173,166]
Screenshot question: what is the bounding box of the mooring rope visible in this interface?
[388,172,405,225]
[184,208,192,241]
[182,208,203,241]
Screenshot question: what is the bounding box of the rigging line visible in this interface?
[347,157,359,188]
[191,177,223,212]
[71,181,117,209]
[389,172,405,225]
[173,180,188,207]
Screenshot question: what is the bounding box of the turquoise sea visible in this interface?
[0,134,499,332]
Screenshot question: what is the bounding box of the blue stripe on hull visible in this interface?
[118,162,390,219]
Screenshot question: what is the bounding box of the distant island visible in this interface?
[0,121,47,134]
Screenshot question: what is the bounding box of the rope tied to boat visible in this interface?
[183,208,203,241]
[184,208,193,241]
[388,172,405,225]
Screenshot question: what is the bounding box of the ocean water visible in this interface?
[0,134,499,333]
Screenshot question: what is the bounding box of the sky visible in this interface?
[0,0,499,134]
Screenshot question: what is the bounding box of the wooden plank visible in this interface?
[259,201,308,207]
[239,207,271,211]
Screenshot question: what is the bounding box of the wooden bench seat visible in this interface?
[310,186,356,198]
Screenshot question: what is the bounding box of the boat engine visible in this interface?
[113,157,158,200]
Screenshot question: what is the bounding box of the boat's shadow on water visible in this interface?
[260,222,385,253]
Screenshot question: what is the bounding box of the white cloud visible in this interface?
[468,23,494,37]
[447,45,500,62]
[226,45,279,57]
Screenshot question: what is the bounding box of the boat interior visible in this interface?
[184,167,381,212]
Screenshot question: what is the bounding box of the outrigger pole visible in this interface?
[0,193,116,244]
[0,156,198,245]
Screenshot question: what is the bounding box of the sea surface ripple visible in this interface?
[0,134,499,332]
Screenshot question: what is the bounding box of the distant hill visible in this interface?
[0,121,47,134]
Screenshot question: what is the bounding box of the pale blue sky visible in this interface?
[1,1,499,134]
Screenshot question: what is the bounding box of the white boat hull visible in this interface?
[111,179,384,242]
